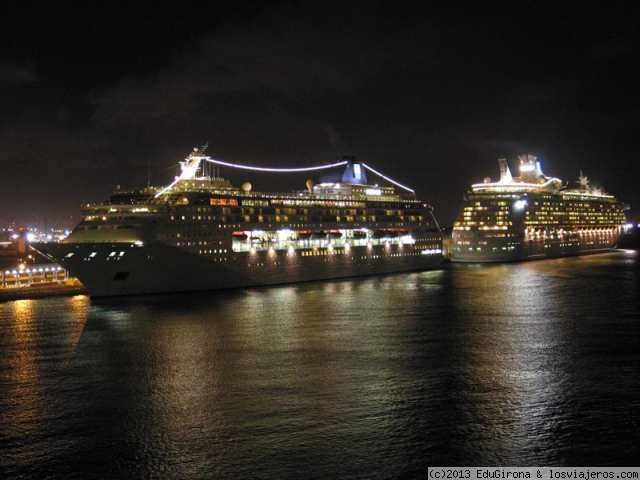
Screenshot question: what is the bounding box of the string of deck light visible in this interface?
[361,162,415,193]
[201,157,415,193]
[154,178,180,198]
[155,154,415,196]
[201,157,349,173]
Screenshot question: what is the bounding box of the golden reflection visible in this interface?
[4,299,40,435]
[451,262,569,459]
[65,295,91,362]
[2,296,91,438]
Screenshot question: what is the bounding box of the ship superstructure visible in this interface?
[36,147,443,296]
[451,155,626,262]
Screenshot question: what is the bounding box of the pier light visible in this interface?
[134,240,144,247]
[268,246,275,256]
[250,247,256,255]
[344,243,351,252]
[287,245,295,256]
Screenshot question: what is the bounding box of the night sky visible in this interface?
[2,3,639,227]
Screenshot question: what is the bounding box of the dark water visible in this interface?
[1,251,639,478]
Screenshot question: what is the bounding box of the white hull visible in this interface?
[35,242,444,297]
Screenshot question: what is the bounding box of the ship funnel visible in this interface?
[340,156,368,185]
[498,158,513,183]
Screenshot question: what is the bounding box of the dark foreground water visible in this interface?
[1,251,639,478]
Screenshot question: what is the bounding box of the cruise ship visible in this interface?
[451,155,626,262]
[35,147,443,296]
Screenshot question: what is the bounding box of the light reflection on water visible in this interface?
[0,251,638,478]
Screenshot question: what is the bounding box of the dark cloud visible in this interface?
[1,3,639,226]
[0,64,37,85]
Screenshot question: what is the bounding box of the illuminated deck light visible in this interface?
[513,199,528,211]
[361,163,415,193]
[204,157,348,173]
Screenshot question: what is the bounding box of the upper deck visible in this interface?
[66,147,439,246]
[469,154,618,201]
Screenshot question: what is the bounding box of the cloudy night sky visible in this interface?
[1,2,639,227]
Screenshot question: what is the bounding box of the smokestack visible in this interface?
[498,158,512,183]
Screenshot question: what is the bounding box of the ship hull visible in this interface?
[35,242,444,297]
[450,232,619,263]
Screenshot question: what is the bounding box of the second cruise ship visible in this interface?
[35,147,443,296]
[451,155,626,262]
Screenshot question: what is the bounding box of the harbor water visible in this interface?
[1,251,639,478]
